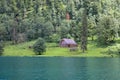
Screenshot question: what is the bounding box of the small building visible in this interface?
[59,38,77,48]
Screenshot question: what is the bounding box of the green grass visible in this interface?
[3,41,36,56]
[3,40,114,57]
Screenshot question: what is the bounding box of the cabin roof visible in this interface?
[61,38,77,44]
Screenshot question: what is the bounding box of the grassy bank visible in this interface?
[3,40,114,57]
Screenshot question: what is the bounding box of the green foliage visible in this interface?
[26,29,36,41]
[0,42,4,56]
[97,15,116,45]
[0,0,119,53]
[70,21,81,42]
[33,38,46,55]
[0,23,6,40]
[60,26,70,38]
[42,21,54,41]
[49,34,60,43]
[60,20,71,38]
[108,44,120,56]
[88,16,97,40]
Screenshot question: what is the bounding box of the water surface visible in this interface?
[0,57,120,80]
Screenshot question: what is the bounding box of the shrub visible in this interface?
[0,42,4,56]
[108,44,120,56]
[33,38,46,55]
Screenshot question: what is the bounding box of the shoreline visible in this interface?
[1,55,118,58]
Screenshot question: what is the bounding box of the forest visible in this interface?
[0,0,120,56]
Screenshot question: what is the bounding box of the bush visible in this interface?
[0,42,4,56]
[33,38,46,55]
[107,44,120,56]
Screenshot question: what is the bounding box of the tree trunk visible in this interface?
[91,35,94,41]
[12,27,17,44]
[81,8,88,53]
[12,14,19,44]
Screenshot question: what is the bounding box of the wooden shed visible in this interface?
[59,38,77,48]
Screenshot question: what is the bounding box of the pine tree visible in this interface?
[80,0,89,53]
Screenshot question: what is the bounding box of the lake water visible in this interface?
[0,57,120,80]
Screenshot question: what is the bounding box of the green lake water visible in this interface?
[0,57,120,80]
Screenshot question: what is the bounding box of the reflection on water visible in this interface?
[0,57,120,80]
